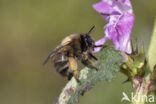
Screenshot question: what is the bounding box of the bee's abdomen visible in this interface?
[53,54,71,77]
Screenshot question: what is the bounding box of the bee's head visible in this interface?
[81,26,95,51]
[83,34,95,48]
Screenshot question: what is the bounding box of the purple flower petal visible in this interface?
[94,37,108,52]
[93,0,135,54]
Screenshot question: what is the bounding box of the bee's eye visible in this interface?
[86,36,94,46]
[82,35,94,48]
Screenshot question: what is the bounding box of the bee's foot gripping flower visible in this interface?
[93,0,135,54]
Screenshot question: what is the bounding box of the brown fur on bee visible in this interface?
[43,26,101,82]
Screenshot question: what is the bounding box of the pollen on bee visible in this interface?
[69,57,77,71]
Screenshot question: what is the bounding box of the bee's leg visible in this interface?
[94,45,107,48]
[68,57,80,83]
[67,72,80,83]
[67,73,73,81]
[88,52,98,60]
[82,59,98,71]
[73,70,80,83]
[94,45,103,47]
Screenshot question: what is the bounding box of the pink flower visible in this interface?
[93,0,135,54]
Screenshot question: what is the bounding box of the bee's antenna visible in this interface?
[87,26,95,35]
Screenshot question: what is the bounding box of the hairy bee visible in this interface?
[43,26,102,82]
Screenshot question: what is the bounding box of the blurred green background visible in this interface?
[0,0,156,104]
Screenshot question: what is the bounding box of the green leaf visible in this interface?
[147,19,156,72]
[67,47,123,104]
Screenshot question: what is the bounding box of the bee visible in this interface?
[43,26,102,82]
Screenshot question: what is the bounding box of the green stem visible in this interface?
[131,76,150,104]
[131,18,156,104]
[147,18,156,72]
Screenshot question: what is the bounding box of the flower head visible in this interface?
[93,0,135,54]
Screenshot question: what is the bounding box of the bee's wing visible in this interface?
[43,43,70,65]
[42,49,57,65]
